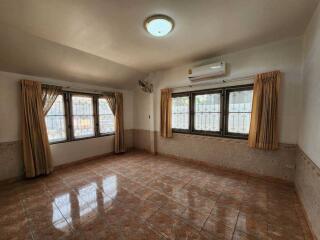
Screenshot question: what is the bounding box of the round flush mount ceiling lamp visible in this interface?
[144,14,174,37]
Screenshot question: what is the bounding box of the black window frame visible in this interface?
[70,93,96,140]
[97,97,116,136]
[223,85,254,139]
[172,84,253,139]
[45,93,68,144]
[48,91,115,145]
[171,92,191,134]
[191,89,223,137]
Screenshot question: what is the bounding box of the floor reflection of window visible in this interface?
[53,194,71,231]
[103,176,118,199]
[78,183,98,221]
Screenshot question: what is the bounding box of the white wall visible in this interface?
[133,72,159,132]
[0,74,21,142]
[139,37,303,144]
[299,4,320,168]
[133,87,152,130]
[0,71,134,170]
[51,136,114,166]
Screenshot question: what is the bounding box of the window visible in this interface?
[98,98,115,134]
[193,92,221,132]
[226,89,253,135]
[45,95,67,143]
[71,95,95,139]
[172,94,189,131]
[172,85,253,139]
[45,91,115,144]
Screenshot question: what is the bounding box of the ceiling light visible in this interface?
[144,15,174,37]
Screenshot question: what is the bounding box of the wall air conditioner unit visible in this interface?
[188,62,226,82]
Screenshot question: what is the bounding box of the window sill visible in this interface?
[172,130,248,140]
[49,133,115,145]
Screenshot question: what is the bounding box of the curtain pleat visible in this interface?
[42,84,62,115]
[21,80,53,177]
[160,88,173,138]
[114,92,125,153]
[248,71,280,150]
[105,93,125,153]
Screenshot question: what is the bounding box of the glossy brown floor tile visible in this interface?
[0,151,314,240]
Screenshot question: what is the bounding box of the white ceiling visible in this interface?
[0,0,318,88]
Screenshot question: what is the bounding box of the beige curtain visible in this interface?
[160,88,173,138]
[248,71,280,150]
[105,93,125,153]
[42,84,62,115]
[21,80,53,177]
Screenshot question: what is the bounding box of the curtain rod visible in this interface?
[41,82,113,95]
[170,74,256,90]
[61,86,114,96]
[40,81,116,96]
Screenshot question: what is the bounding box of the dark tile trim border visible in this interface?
[53,152,115,170]
[0,175,24,187]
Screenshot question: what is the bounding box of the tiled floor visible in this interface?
[0,151,313,240]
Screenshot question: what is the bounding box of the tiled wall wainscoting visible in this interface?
[0,141,23,181]
[295,148,320,240]
[157,133,297,182]
[133,130,296,182]
[133,129,153,153]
